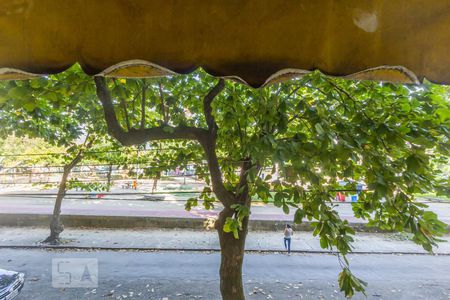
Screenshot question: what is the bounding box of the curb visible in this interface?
[0,245,448,256]
[1,213,448,232]
[0,213,382,232]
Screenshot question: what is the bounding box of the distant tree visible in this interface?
[0,134,65,167]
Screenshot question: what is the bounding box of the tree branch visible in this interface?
[66,135,95,172]
[286,110,307,126]
[140,80,146,130]
[236,159,255,204]
[113,79,131,131]
[199,79,234,205]
[95,76,207,146]
[203,79,225,132]
[95,77,125,136]
[197,134,235,206]
[158,81,168,124]
[325,79,393,152]
[95,76,234,206]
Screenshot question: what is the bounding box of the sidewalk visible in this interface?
[1,227,449,254]
[1,195,449,231]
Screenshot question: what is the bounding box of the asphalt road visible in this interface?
[1,249,450,299]
[0,194,449,224]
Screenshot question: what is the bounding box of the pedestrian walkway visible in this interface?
[1,227,449,254]
[1,196,449,230]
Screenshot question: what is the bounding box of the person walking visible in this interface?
[284,224,293,255]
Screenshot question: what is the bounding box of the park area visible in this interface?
[0,1,450,300]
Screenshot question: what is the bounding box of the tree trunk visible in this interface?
[216,206,249,300]
[152,171,161,193]
[42,165,71,244]
[42,150,85,244]
[106,164,113,191]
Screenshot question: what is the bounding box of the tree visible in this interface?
[0,135,66,185]
[44,135,95,243]
[0,65,107,243]
[92,71,449,299]
[0,135,65,167]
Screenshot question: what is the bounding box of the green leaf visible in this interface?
[315,123,324,135]
[319,237,328,249]
[185,197,198,211]
[338,268,367,298]
[294,209,305,224]
[7,86,28,99]
[23,101,36,112]
[223,217,240,239]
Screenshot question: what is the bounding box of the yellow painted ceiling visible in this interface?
[0,0,449,86]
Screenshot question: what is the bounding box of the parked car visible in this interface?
[0,269,25,300]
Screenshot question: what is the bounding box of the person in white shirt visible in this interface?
[283,224,293,255]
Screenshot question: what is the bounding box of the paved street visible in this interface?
[0,192,449,224]
[1,249,449,300]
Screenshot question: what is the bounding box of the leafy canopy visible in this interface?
[98,70,449,296]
